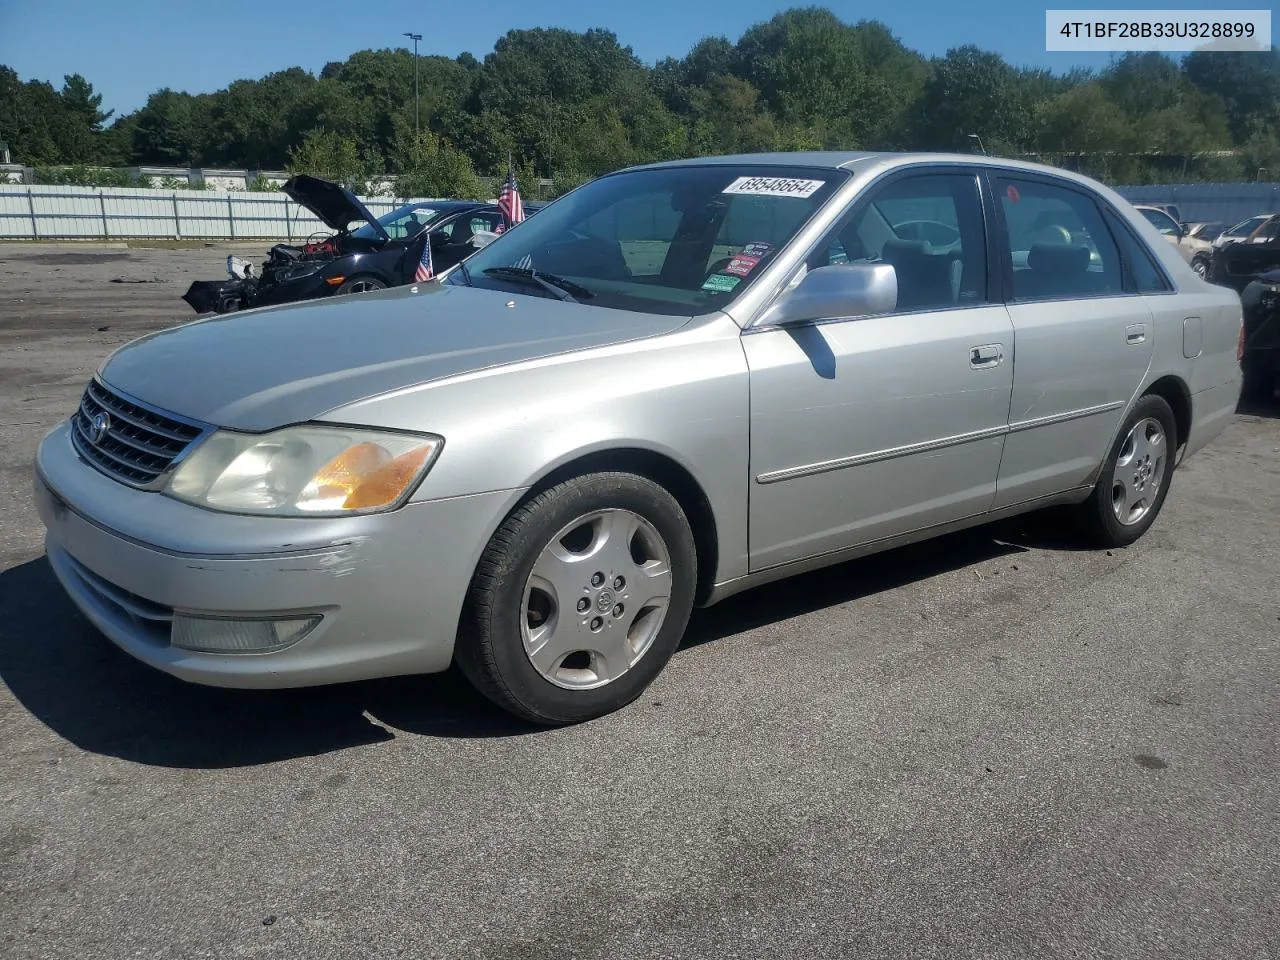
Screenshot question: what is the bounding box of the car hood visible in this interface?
[98,284,692,432]
[282,174,388,241]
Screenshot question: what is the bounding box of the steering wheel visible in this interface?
[894,220,962,246]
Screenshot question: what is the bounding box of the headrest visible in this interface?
[1027,242,1091,274]
[881,238,932,262]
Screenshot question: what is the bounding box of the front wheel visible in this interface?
[456,472,697,725]
[1191,257,1209,279]
[335,275,386,295]
[1071,394,1177,548]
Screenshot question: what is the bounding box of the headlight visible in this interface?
[164,424,443,516]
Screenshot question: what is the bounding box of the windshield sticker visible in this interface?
[742,241,772,257]
[701,273,741,293]
[723,176,825,199]
[723,254,760,277]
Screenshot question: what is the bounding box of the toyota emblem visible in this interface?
[88,412,111,445]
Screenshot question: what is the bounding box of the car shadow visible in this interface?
[1,522,1040,770]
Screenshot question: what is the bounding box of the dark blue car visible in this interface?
[183,175,541,314]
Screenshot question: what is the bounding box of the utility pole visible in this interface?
[403,32,423,139]
[967,133,987,155]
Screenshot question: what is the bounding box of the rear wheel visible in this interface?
[335,275,386,295]
[1071,394,1177,548]
[455,472,696,725]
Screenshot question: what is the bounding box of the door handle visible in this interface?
[970,343,1004,369]
[1125,323,1147,345]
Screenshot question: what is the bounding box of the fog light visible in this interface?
[171,615,321,654]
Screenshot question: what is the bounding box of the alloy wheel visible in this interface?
[520,508,673,690]
[1111,417,1167,525]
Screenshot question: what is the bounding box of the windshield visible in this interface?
[351,203,447,240]
[1226,216,1269,238]
[447,164,849,316]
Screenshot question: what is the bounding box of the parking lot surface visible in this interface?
[1,243,1277,959]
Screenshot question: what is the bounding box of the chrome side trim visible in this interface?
[756,400,1126,485]
[1006,400,1125,435]
[756,423,1008,485]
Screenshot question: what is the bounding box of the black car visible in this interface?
[1240,267,1280,401]
[183,175,540,314]
[1209,213,1280,294]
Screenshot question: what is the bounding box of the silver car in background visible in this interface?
[34,152,1243,725]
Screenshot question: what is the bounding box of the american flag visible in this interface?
[497,166,525,227]
[414,233,434,282]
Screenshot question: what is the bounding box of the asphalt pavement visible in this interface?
[1,243,1277,959]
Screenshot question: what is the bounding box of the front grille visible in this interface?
[71,379,209,488]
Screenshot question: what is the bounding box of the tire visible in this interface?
[455,472,697,726]
[1071,394,1178,548]
[1191,257,1209,279]
[335,275,387,295]
[1240,362,1274,403]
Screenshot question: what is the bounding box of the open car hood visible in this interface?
[282,174,388,241]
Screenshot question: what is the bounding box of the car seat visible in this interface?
[880,238,962,311]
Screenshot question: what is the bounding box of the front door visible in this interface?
[744,169,1015,571]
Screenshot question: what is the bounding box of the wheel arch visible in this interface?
[518,447,722,606]
[1142,374,1192,451]
[333,270,392,292]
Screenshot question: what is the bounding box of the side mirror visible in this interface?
[753,263,898,328]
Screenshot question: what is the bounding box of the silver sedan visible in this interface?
[34,152,1244,724]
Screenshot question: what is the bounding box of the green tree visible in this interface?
[286,129,369,188]
[390,131,485,199]
[907,46,1023,152]
[1183,50,1280,143]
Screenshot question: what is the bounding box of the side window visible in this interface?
[1253,217,1280,241]
[1140,208,1180,237]
[806,172,989,314]
[1107,211,1173,293]
[996,177,1124,301]
[1227,216,1265,238]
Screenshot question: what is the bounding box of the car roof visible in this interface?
[620,151,1143,189]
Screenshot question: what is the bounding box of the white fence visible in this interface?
[0,185,421,241]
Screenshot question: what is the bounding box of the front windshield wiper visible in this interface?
[482,266,595,303]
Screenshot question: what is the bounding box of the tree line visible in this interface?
[3,7,1279,198]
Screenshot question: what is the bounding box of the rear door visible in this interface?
[989,171,1155,509]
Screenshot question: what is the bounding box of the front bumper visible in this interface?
[34,420,515,689]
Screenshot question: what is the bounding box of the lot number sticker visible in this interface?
[723,176,825,198]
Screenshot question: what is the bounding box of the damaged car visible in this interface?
[1209,212,1280,293]
[1240,267,1280,401]
[182,175,537,315]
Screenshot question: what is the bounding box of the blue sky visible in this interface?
[0,0,1246,116]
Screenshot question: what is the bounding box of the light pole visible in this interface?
[403,32,422,139]
[967,133,987,155]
